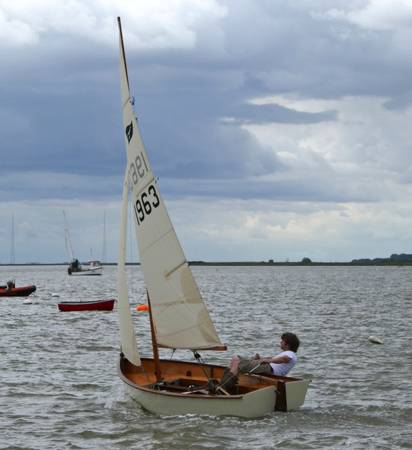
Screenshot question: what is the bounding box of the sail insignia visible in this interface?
[126,121,133,143]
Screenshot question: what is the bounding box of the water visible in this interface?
[0,265,411,449]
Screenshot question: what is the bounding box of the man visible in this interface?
[219,332,300,392]
[6,279,15,291]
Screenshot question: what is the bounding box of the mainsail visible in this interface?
[117,18,223,351]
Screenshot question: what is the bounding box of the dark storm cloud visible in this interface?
[160,171,381,204]
[2,0,412,203]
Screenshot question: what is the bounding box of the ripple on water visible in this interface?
[1,265,411,449]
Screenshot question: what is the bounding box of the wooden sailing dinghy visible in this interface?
[115,17,309,418]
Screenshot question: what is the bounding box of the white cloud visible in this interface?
[251,95,335,114]
[2,192,412,263]
[244,94,412,185]
[318,0,412,31]
[346,0,412,31]
[0,9,39,46]
[0,0,227,49]
[321,0,412,56]
[168,196,412,261]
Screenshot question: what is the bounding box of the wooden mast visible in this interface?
[117,17,130,90]
[147,291,162,381]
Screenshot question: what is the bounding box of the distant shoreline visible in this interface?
[2,261,412,267]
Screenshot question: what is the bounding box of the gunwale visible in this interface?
[119,357,291,401]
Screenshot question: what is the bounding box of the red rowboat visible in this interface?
[57,298,116,312]
[0,284,36,297]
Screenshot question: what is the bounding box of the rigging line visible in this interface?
[192,351,215,384]
[10,213,15,265]
[101,211,106,264]
[155,349,176,380]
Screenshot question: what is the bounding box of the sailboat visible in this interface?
[63,210,102,276]
[115,17,309,418]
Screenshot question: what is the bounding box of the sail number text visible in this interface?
[134,184,160,225]
[129,152,149,186]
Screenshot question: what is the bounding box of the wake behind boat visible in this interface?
[57,298,115,311]
[115,17,308,418]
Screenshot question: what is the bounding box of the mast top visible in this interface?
[117,17,130,91]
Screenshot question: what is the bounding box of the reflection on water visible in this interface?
[0,265,411,449]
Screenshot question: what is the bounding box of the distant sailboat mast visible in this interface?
[102,211,107,264]
[10,214,15,265]
[63,210,75,262]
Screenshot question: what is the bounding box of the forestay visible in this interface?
[118,27,224,351]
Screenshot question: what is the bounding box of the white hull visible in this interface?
[118,357,309,418]
[278,377,310,411]
[69,267,102,276]
[123,379,276,418]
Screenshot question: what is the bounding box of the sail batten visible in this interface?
[117,18,223,353]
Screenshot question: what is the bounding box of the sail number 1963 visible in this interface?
[134,184,160,225]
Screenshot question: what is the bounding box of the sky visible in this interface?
[2,0,412,263]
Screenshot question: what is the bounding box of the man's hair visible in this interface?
[282,332,300,352]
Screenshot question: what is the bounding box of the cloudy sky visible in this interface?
[2,0,412,263]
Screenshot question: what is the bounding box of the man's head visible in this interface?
[281,332,300,352]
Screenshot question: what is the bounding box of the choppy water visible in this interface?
[0,265,411,449]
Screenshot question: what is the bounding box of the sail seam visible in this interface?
[141,228,185,266]
[164,260,186,278]
[132,176,156,198]
[157,321,216,338]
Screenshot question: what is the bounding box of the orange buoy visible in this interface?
[136,304,149,312]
